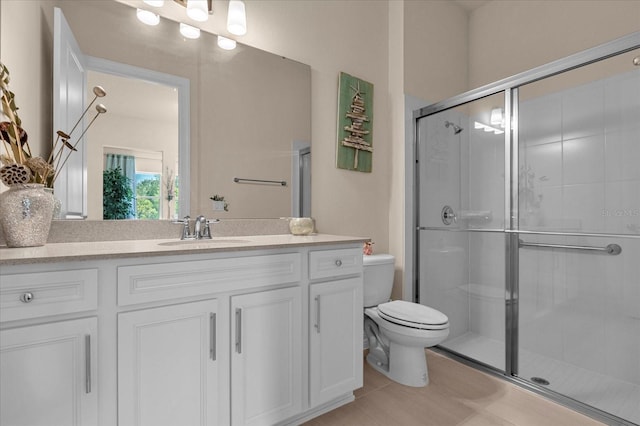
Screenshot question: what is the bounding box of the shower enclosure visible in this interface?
[415,34,639,425]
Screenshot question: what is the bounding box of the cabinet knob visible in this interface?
[20,292,34,303]
[335,259,342,267]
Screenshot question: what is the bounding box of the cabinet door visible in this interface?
[118,299,219,426]
[309,277,363,407]
[231,287,302,426]
[1,317,98,426]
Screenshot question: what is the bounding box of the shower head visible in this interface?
[445,120,463,134]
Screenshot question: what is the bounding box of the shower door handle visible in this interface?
[519,240,622,255]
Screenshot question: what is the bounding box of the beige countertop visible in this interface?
[0,234,369,265]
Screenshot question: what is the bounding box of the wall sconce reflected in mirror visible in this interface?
[218,36,237,50]
[180,23,201,39]
[143,0,165,7]
[136,8,160,25]
[173,0,213,22]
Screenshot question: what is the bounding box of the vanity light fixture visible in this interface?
[217,36,237,50]
[179,23,200,39]
[186,0,209,22]
[136,8,160,26]
[227,0,247,36]
[143,0,164,7]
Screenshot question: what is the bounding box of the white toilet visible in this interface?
[363,254,449,387]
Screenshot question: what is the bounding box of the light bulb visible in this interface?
[227,0,247,36]
[217,36,237,50]
[136,8,160,26]
[180,23,200,39]
[187,0,208,22]
[143,0,164,7]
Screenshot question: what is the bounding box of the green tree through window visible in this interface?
[135,173,160,219]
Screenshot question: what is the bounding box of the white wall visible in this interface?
[0,0,51,166]
[468,0,640,89]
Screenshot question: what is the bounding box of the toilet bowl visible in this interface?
[363,254,449,387]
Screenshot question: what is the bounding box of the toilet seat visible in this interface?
[378,300,449,330]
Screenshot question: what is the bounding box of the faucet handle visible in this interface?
[171,215,190,224]
[200,219,219,239]
[201,219,220,239]
[172,216,193,239]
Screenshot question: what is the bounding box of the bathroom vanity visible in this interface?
[0,234,365,426]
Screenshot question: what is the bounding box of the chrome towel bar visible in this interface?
[233,177,287,186]
[518,240,622,255]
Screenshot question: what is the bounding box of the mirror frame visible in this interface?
[84,57,191,219]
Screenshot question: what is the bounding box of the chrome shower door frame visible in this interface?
[413,31,640,425]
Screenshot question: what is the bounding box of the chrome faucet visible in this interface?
[194,215,206,239]
[172,215,219,240]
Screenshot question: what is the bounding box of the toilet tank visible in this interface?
[363,254,395,307]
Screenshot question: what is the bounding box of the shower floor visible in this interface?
[444,332,640,425]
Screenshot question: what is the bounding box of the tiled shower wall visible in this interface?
[517,68,640,385]
[519,69,640,235]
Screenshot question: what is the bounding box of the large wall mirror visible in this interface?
[46,0,311,220]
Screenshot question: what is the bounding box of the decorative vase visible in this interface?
[0,183,55,247]
[44,187,63,220]
[289,217,315,236]
[212,200,226,211]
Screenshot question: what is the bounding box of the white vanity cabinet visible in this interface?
[308,248,363,408]
[0,237,365,426]
[0,270,99,426]
[118,299,220,426]
[116,252,303,426]
[231,287,302,426]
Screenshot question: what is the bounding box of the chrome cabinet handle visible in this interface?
[314,296,321,333]
[85,334,91,394]
[20,292,34,303]
[210,313,217,361]
[235,308,242,354]
[335,259,342,267]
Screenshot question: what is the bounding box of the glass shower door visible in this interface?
[417,93,507,371]
[516,49,640,424]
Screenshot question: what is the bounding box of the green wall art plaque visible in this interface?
[336,72,373,172]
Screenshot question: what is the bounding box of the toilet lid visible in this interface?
[378,300,449,330]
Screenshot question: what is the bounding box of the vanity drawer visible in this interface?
[309,248,362,280]
[118,253,301,306]
[0,269,98,322]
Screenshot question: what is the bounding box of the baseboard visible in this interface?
[280,393,356,425]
